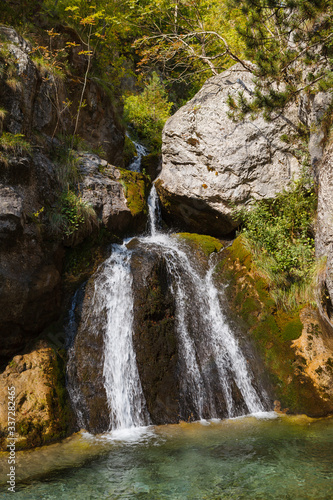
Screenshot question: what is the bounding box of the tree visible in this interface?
[124,72,173,150]
[133,0,248,89]
[226,0,333,118]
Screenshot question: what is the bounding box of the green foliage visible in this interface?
[51,146,80,189]
[0,132,31,155]
[226,0,333,117]
[49,190,97,239]
[235,178,317,309]
[134,0,246,99]
[124,73,173,151]
[123,135,137,167]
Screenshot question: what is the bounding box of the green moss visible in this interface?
[177,232,223,256]
[215,235,333,416]
[118,168,150,216]
[276,313,303,341]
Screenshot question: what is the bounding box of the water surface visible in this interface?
[1,414,333,499]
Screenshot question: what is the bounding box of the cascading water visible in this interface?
[89,246,150,430]
[67,145,267,433]
[141,191,265,418]
[127,134,148,173]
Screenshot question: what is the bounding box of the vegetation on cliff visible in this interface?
[215,236,333,417]
[235,178,318,309]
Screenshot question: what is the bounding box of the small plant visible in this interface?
[0,108,7,121]
[0,132,31,155]
[49,190,98,239]
[52,146,80,190]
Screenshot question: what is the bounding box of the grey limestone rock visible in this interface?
[157,63,302,236]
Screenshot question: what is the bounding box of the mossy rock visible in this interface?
[141,152,161,180]
[0,344,75,451]
[176,232,223,257]
[63,227,119,290]
[118,168,151,217]
[215,236,333,417]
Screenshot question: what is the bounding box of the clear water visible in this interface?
[2,415,333,499]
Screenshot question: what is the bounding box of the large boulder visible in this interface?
[0,342,74,450]
[156,63,301,236]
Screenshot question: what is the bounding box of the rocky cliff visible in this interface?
[0,27,150,367]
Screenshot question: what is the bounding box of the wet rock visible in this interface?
[157,63,301,236]
[130,242,179,424]
[216,236,333,417]
[66,278,110,433]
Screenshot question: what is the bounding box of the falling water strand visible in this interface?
[66,287,86,429]
[147,184,162,236]
[95,245,149,430]
[140,228,265,418]
[127,134,148,172]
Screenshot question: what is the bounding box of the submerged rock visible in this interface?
[157,63,301,236]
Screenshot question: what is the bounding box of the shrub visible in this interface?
[236,177,317,309]
[0,132,31,155]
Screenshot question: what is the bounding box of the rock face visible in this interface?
[156,63,301,236]
[0,26,124,165]
[130,241,179,424]
[298,92,333,184]
[0,342,74,450]
[79,154,150,238]
[0,152,63,366]
[0,27,148,367]
[315,142,333,322]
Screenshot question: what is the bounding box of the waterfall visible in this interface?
[67,146,266,432]
[93,246,150,430]
[139,232,265,418]
[147,184,162,236]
